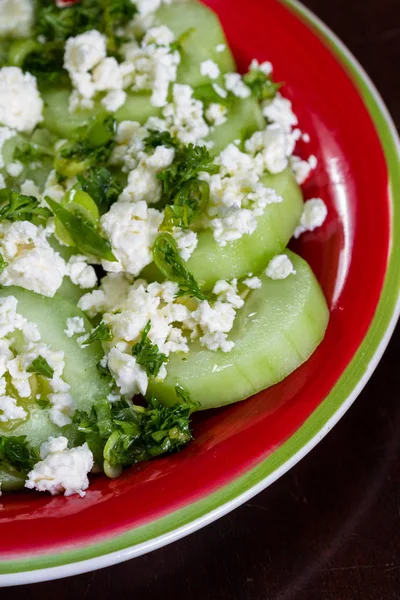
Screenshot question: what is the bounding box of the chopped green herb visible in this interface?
[152,233,208,300]
[36,398,51,410]
[10,39,66,84]
[45,196,117,262]
[0,436,39,473]
[243,69,282,101]
[143,130,179,153]
[82,322,113,347]
[132,321,168,377]
[169,27,195,53]
[73,394,196,471]
[161,179,210,231]
[14,142,54,165]
[0,189,51,222]
[0,253,8,275]
[27,356,54,379]
[77,166,122,212]
[175,383,192,404]
[157,143,218,204]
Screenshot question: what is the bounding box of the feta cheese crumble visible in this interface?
[0,67,43,132]
[243,276,262,289]
[64,317,86,338]
[163,84,210,144]
[294,198,328,238]
[266,255,296,280]
[25,437,94,497]
[200,59,220,80]
[224,73,251,98]
[0,0,34,38]
[0,221,66,297]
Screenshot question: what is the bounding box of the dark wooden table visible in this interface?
[9,1,400,598]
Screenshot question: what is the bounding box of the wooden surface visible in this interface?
[9,0,400,597]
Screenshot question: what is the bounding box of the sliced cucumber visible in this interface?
[156,0,236,87]
[0,465,27,492]
[42,88,161,138]
[148,251,329,409]
[208,96,265,156]
[186,169,303,289]
[0,288,109,446]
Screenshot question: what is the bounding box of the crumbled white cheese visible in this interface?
[249,59,273,75]
[102,89,127,112]
[64,317,86,338]
[6,160,23,177]
[212,83,228,99]
[119,145,175,203]
[101,201,163,276]
[64,30,107,75]
[0,0,33,38]
[291,154,318,185]
[262,93,298,133]
[20,179,40,197]
[107,347,148,397]
[216,44,226,53]
[205,103,228,126]
[294,198,328,238]
[0,220,66,297]
[25,437,93,497]
[0,395,27,422]
[163,83,209,144]
[200,59,220,80]
[0,67,43,132]
[65,255,97,289]
[0,174,5,190]
[213,279,244,309]
[266,254,296,280]
[48,391,76,428]
[173,228,198,261]
[243,276,262,289]
[224,73,251,98]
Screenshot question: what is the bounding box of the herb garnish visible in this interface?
[81,322,113,347]
[0,189,51,222]
[152,233,208,300]
[132,321,168,377]
[45,196,117,262]
[0,253,8,275]
[161,179,210,231]
[0,436,39,473]
[27,356,54,379]
[73,393,197,471]
[143,130,179,153]
[243,69,282,101]
[76,166,122,213]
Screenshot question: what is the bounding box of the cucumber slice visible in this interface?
[208,96,265,156]
[0,288,109,446]
[42,88,161,138]
[186,169,303,289]
[0,466,26,492]
[148,251,329,409]
[156,0,236,87]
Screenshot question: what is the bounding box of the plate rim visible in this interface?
[1,0,399,586]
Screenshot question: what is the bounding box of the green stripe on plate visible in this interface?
[1,0,399,581]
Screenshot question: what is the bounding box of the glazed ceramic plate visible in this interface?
[1,0,399,586]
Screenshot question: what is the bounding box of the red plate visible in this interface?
[1,0,399,584]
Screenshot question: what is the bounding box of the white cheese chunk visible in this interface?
[64,317,86,338]
[294,198,328,238]
[266,254,296,280]
[0,67,43,132]
[0,395,27,422]
[200,59,220,80]
[25,437,94,497]
[0,0,33,38]
[107,348,148,397]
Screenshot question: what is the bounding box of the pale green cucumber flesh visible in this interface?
[156,0,236,87]
[0,287,109,447]
[147,251,329,410]
[186,169,304,289]
[208,96,265,156]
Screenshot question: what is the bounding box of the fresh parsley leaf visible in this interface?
[36,398,51,410]
[73,395,196,470]
[161,179,210,231]
[55,115,116,178]
[243,69,282,101]
[175,384,191,404]
[14,142,53,165]
[77,166,122,212]
[132,321,168,377]
[169,27,196,53]
[152,233,208,300]
[0,189,51,222]
[143,130,179,153]
[27,356,54,379]
[17,40,66,84]
[0,436,39,473]
[157,144,218,204]
[45,196,117,262]
[0,253,7,275]
[81,322,113,346]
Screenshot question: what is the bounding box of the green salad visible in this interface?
[0,0,329,497]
